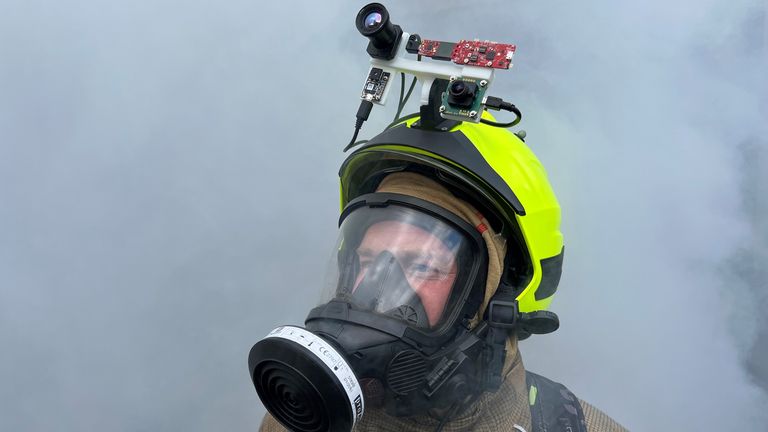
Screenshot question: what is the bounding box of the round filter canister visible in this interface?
[248,326,364,432]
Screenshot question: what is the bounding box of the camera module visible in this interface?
[356,3,403,60]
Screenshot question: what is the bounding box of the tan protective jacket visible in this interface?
[259,346,627,432]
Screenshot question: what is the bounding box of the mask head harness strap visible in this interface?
[483,280,560,390]
[483,282,519,390]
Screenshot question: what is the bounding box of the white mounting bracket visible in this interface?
[364,32,495,108]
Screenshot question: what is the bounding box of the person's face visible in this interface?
[355,220,458,326]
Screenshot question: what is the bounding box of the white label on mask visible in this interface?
[264,326,365,425]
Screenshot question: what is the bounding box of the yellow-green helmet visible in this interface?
[339,116,563,315]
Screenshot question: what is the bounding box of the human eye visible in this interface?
[357,250,373,270]
[407,262,444,280]
[359,258,372,270]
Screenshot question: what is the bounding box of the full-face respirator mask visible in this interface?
[247,193,513,432]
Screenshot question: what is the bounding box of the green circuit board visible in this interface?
[440,77,488,122]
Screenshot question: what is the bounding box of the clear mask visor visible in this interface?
[322,205,474,329]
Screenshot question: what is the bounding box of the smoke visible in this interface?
[0,0,765,430]
[731,138,768,391]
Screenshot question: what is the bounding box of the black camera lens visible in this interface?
[449,81,467,96]
[364,11,383,29]
[356,3,402,60]
[447,80,477,108]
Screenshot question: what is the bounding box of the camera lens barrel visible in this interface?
[356,3,403,60]
[447,80,478,108]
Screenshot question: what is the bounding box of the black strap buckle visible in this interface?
[487,299,519,329]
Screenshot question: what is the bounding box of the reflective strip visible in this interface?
[529,385,538,406]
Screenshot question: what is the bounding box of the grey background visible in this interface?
[1,0,767,430]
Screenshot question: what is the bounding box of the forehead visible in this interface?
[357,220,453,254]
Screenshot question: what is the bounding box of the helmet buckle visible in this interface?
[487,298,519,329]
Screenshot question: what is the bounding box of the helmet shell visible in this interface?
[339,116,563,313]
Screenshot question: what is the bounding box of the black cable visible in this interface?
[344,111,416,154]
[347,56,422,153]
[344,123,361,150]
[394,55,420,121]
[344,100,374,152]
[396,76,417,120]
[345,91,417,153]
[385,112,420,130]
[343,118,364,152]
[395,73,406,121]
[482,96,522,128]
[480,115,520,128]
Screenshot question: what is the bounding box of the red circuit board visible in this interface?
[452,40,516,69]
[418,39,516,69]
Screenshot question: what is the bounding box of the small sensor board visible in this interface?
[361,67,391,101]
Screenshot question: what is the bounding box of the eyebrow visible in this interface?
[357,248,454,266]
[358,247,424,258]
[356,248,375,259]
